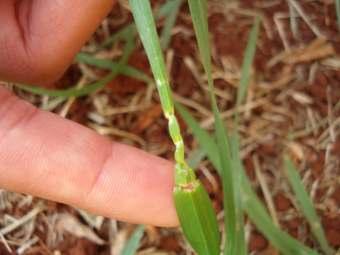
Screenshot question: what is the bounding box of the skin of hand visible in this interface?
[0,0,178,227]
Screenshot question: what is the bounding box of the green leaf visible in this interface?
[102,0,181,49]
[16,34,135,99]
[178,106,320,255]
[157,0,180,18]
[15,72,117,99]
[121,225,145,255]
[174,180,220,255]
[129,0,174,119]
[76,53,117,69]
[213,106,238,255]
[229,134,247,255]
[187,147,207,169]
[284,157,333,255]
[76,53,153,84]
[176,103,221,172]
[236,17,260,108]
[160,0,182,50]
[336,0,340,30]
[229,135,318,255]
[241,170,318,255]
[101,23,136,48]
[230,18,261,254]
[187,0,239,253]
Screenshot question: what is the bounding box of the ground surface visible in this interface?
[1,0,340,254]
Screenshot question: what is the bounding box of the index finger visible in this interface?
[0,87,178,226]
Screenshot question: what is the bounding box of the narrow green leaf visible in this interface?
[118,65,153,84]
[179,107,320,255]
[102,0,180,49]
[175,108,217,167]
[229,134,247,255]
[336,0,340,30]
[236,17,260,108]
[229,135,318,255]
[101,23,136,48]
[187,0,213,79]
[187,147,206,169]
[121,225,145,255]
[129,0,174,121]
[174,180,220,255]
[76,52,118,70]
[76,53,118,69]
[76,53,153,84]
[157,0,180,18]
[176,103,221,172]
[213,109,238,255]
[241,170,318,255]
[160,0,182,50]
[230,18,261,254]
[284,157,333,255]
[16,35,135,99]
[15,72,117,99]
[187,0,239,253]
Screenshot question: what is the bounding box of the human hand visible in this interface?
[0,0,177,227]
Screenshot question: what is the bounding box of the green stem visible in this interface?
[129,0,195,185]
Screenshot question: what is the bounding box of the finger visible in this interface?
[0,87,178,227]
[0,0,115,84]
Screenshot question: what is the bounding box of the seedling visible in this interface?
[129,1,220,254]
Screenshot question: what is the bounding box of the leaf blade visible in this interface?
[121,225,145,255]
[178,105,320,255]
[236,17,260,108]
[284,157,333,255]
[15,34,135,99]
[160,0,183,50]
[174,180,220,255]
[187,0,239,253]
[176,103,221,172]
